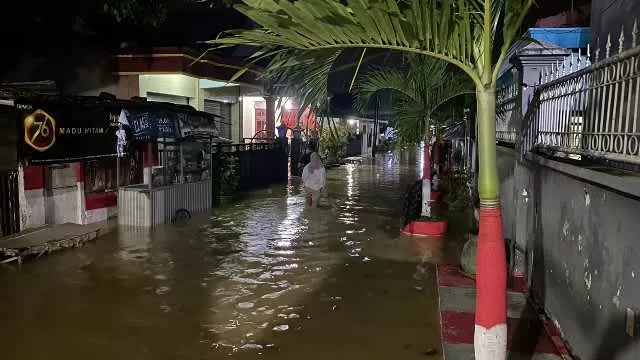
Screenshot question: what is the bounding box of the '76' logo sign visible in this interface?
[24,109,56,152]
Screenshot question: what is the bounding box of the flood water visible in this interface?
[0,152,463,360]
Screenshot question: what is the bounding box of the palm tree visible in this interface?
[213,0,534,358]
[354,55,473,218]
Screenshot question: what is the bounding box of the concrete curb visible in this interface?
[0,220,116,266]
[436,263,573,359]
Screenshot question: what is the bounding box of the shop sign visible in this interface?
[17,99,125,163]
[128,109,180,140]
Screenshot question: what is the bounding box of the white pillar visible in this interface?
[421,179,431,217]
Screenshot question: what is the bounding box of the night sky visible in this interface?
[0,0,590,113]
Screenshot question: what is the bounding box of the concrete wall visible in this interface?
[496,147,516,242]
[497,146,640,360]
[44,164,82,225]
[20,165,46,229]
[139,74,200,107]
[77,75,140,100]
[19,162,115,229]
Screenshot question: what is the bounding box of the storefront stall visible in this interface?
[15,96,132,227]
[14,96,221,229]
[117,105,220,227]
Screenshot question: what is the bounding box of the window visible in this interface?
[255,108,266,138]
[84,151,141,194]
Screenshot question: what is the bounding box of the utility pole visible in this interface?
[372,94,379,158]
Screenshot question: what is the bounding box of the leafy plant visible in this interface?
[355,56,473,147]
[319,118,348,165]
[219,154,239,197]
[444,170,472,215]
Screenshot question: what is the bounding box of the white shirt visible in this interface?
[302,164,326,191]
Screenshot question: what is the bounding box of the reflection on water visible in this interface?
[0,152,460,360]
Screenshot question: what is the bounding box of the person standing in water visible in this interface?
[301,152,326,208]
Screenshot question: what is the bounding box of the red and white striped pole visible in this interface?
[474,204,507,359]
[421,140,432,217]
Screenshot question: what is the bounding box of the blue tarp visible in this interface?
[527,27,591,49]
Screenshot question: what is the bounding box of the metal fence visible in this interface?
[496,82,519,145]
[212,141,288,202]
[522,23,640,164]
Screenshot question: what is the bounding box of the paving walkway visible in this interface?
[0,220,115,265]
[437,263,572,359]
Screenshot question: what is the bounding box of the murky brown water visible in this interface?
[0,152,462,360]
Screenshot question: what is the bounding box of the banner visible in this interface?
[281,107,317,130]
[17,100,127,163]
[128,109,180,140]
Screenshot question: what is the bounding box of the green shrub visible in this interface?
[220,155,239,197]
[444,170,471,216]
[319,121,348,164]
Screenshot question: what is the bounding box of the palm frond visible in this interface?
[266,48,342,120]
[353,67,419,110]
[353,55,474,145]
[213,0,535,88]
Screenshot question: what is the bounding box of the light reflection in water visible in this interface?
[0,153,455,360]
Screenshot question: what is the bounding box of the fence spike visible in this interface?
[606,33,612,58]
[578,49,583,69]
[633,19,638,48]
[595,47,601,63]
[570,53,575,73]
[619,25,625,54]
[537,70,542,85]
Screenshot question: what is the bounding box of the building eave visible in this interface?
[114,47,264,89]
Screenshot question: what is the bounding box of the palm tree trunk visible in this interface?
[474,88,507,360]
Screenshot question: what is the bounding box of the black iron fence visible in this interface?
[212,140,288,204]
[0,171,20,236]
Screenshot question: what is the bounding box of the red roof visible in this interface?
[114,47,263,86]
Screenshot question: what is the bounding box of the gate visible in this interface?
[0,171,20,236]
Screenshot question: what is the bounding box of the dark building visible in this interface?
[591,0,640,54]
